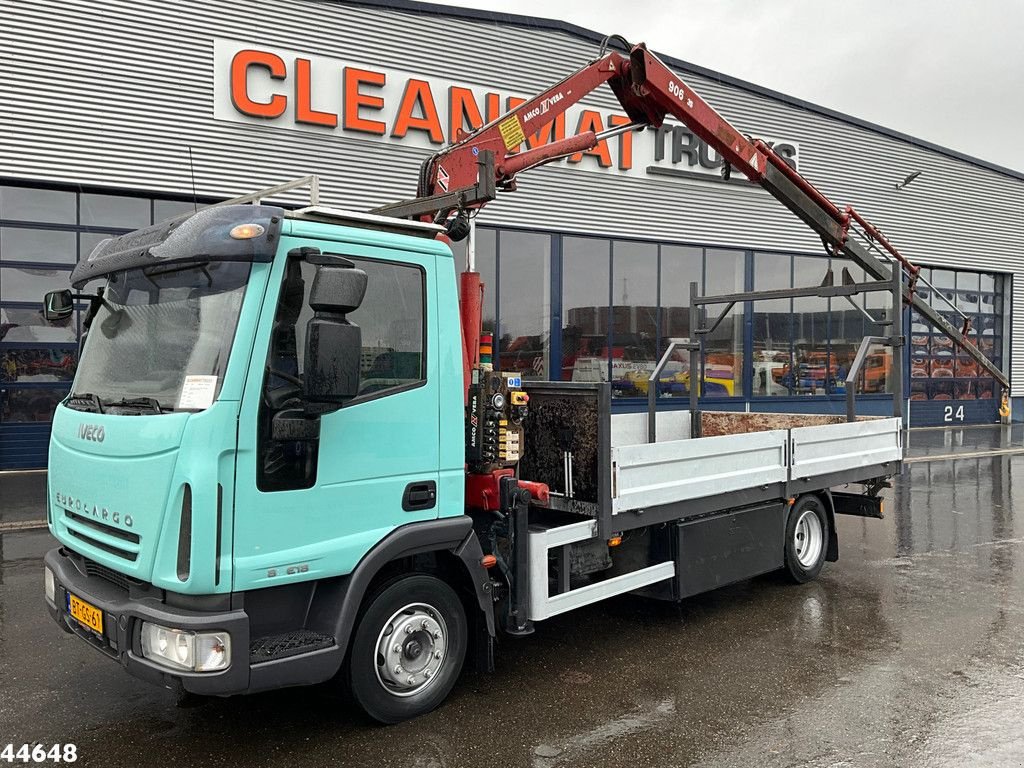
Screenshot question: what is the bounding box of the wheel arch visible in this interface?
[308,516,495,669]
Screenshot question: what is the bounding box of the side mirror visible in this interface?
[303,263,368,412]
[43,289,74,322]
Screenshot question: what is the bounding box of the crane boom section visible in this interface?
[416,53,626,197]
[414,38,1008,389]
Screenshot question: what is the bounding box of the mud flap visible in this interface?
[831,491,884,519]
[820,491,840,563]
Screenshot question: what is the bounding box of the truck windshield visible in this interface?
[70,261,251,412]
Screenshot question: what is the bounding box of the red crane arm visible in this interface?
[414,51,628,198]
[414,43,772,205]
[390,36,1007,392]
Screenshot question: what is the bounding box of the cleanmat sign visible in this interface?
[213,38,799,184]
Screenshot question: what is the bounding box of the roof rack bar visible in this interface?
[210,175,321,208]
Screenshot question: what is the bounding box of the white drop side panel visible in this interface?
[610,411,691,447]
[610,430,788,514]
[789,417,902,479]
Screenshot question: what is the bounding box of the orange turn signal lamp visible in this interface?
[229,223,266,239]
[608,536,622,547]
[480,554,498,569]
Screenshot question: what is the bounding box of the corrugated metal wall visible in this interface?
[2,0,1021,392]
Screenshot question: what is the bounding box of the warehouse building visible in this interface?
[1,0,1021,469]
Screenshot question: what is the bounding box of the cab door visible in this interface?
[232,235,440,592]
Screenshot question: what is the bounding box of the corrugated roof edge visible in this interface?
[333,0,1024,183]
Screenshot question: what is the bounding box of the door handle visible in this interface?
[402,481,437,512]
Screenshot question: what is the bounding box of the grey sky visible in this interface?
[446,0,1024,173]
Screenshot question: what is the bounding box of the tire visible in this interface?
[348,574,467,724]
[784,495,830,583]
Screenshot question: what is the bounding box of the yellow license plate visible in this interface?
[68,593,104,634]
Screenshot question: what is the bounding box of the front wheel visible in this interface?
[348,574,467,724]
[784,495,829,583]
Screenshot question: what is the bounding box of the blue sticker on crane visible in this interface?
[507,376,522,388]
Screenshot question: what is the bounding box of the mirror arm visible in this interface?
[271,408,321,442]
[74,289,117,311]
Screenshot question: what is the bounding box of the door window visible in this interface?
[258,253,427,491]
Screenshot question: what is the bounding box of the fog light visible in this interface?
[140,622,231,672]
[195,632,232,672]
[44,567,55,605]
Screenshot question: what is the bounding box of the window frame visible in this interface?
[266,252,430,409]
[341,255,429,407]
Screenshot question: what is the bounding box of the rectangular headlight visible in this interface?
[140,622,231,672]
[44,567,55,605]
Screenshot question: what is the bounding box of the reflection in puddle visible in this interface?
[531,698,675,768]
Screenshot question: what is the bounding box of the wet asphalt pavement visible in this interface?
[2,428,1024,767]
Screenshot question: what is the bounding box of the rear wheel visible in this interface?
[784,495,829,583]
[348,574,467,724]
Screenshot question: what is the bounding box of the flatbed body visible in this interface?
[501,381,900,623]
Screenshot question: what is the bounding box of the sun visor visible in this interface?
[70,204,284,288]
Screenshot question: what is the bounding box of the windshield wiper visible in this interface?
[67,393,104,414]
[102,396,165,414]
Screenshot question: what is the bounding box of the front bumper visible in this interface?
[45,547,250,695]
[46,547,345,696]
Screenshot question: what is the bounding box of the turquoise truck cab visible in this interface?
[43,203,492,721]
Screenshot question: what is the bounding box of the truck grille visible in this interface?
[83,557,138,591]
[63,510,140,562]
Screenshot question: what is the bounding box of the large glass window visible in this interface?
[475,228,497,336]
[154,199,200,224]
[752,252,792,396]
[0,307,76,343]
[561,236,609,383]
[862,264,896,394]
[610,240,657,398]
[0,186,75,224]
[791,255,831,395]
[80,232,112,262]
[910,267,1003,401]
[1,387,70,422]
[0,265,74,303]
[1,348,78,383]
[703,249,744,397]
[659,245,701,345]
[0,228,77,264]
[832,263,868,396]
[656,245,702,400]
[498,231,550,380]
[79,193,150,229]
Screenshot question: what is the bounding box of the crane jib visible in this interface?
[401,35,1008,391]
